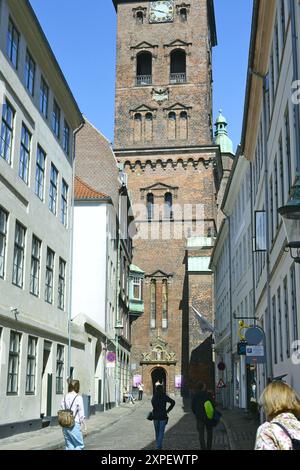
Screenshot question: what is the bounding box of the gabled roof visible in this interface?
[74,176,110,201]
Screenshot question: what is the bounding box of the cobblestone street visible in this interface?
[86,398,230,451]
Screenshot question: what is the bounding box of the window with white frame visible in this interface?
[0,208,8,279]
[56,345,64,394]
[58,258,66,310]
[49,164,58,215]
[12,222,26,287]
[7,18,19,69]
[30,235,41,296]
[40,77,49,118]
[63,121,70,155]
[61,179,68,227]
[283,277,290,358]
[279,133,285,205]
[52,100,60,138]
[0,100,15,164]
[284,106,292,191]
[277,287,283,362]
[35,146,46,200]
[26,336,37,394]
[25,50,35,96]
[7,331,21,394]
[19,124,31,184]
[290,265,298,347]
[272,295,278,364]
[132,276,142,300]
[45,247,55,304]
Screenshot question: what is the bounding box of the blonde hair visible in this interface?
[260,381,300,421]
[68,379,80,394]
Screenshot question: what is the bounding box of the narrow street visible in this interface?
[85,398,230,451]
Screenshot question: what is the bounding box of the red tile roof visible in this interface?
[74,176,109,201]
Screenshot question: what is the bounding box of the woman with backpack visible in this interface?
[255,381,300,450]
[60,379,87,450]
[151,384,175,450]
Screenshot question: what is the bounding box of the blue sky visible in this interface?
[30,0,253,150]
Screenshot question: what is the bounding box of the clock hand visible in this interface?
[154,9,169,14]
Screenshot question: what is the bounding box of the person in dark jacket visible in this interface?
[151,385,175,449]
[191,381,215,450]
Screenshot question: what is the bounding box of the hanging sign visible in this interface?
[106,351,116,368]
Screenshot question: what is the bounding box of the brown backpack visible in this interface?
[57,395,78,428]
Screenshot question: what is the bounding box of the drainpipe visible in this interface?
[227,217,234,410]
[262,77,273,382]
[67,121,84,380]
[221,211,234,410]
[290,0,300,174]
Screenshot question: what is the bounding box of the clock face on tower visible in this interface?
[149,1,174,23]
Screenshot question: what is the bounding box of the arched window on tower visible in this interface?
[180,8,187,22]
[168,112,176,140]
[147,193,154,221]
[170,49,186,84]
[136,11,144,24]
[179,111,188,140]
[137,52,152,86]
[162,279,168,329]
[164,192,173,219]
[150,279,156,329]
[134,113,142,142]
[145,112,153,141]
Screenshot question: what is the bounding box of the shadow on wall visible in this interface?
[188,335,215,393]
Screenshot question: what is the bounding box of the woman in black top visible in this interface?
[151,385,175,450]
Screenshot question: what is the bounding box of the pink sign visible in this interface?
[133,375,142,387]
[175,375,182,388]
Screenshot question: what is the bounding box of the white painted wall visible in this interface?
[72,203,107,329]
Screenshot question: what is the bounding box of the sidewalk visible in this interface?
[221,408,258,450]
[0,400,143,451]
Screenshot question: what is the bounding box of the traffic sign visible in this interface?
[107,351,116,362]
[246,345,264,357]
[245,327,264,346]
[217,379,226,389]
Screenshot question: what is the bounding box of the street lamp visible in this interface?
[278,174,300,264]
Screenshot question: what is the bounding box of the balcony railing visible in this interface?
[136,75,152,86]
[170,73,186,84]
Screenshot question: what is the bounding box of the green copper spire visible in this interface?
[214,110,234,154]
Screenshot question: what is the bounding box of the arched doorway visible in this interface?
[151,367,167,394]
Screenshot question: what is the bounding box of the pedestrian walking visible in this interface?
[125,388,135,404]
[151,384,175,450]
[191,381,216,450]
[138,382,144,400]
[60,380,87,450]
[255,381,300,450]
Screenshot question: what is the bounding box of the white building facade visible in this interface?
[211,155,253,410]
[72,121,137,409]
[246,0,300,399]
[0,0,83,435]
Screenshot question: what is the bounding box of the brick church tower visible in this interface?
[112,0,220,395]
